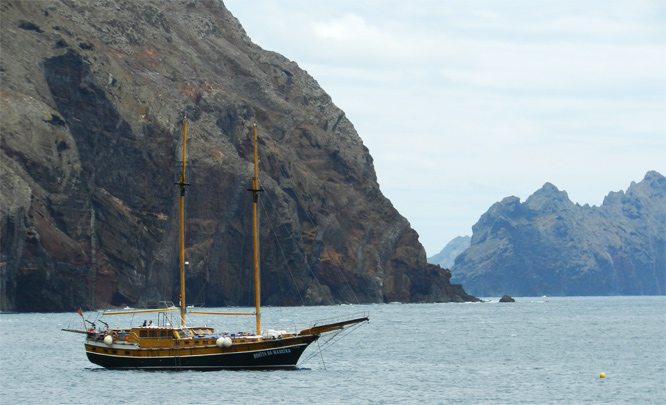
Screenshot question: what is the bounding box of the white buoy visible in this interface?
[216,337,233,348]
[104,335,113,345]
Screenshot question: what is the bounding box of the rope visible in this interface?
[298,319,368,366]
[259,190,307,305]
[316,338,326,370]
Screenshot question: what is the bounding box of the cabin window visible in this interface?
[140,331,148,338]
[177,329,193,338]
[91,347,97,352]
[149,331,157,338]
[112,350,117,354]
[159,331,168,338]
[125,351,130,355]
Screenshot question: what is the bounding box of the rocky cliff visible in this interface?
[451,171,665,296]
[0,0,477,312]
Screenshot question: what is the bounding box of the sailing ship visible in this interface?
[63,121,368,370]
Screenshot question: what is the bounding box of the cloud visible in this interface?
[311,13,374,42]
[225,0,666,255]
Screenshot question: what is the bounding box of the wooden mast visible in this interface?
[251,124,261,335]
[178,119,188,326]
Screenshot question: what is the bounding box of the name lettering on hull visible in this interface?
[253,348,292,359]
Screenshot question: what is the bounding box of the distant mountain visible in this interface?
[428,236,471,268]
[451,171,665,297]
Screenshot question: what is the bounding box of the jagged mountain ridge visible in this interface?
[451,171,666,296]
[428,236,470,269]
[0,0,477,312]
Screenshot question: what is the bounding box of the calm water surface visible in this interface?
[1,296,664,404]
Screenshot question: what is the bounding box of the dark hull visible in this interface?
[85,336,318,370]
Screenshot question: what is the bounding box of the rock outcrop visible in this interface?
[0,0,477,312]
[451,171,666,297]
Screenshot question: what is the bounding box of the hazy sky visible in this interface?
[224,0,666,256]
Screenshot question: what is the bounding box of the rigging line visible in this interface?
[316,337,327,370]
[274,166,362,305]
[239,205,248,305]
[320,321,365,352]
[299,319,368,365]
[299,325,359,366]
[299,330,344,365]
[188,256,208,307]
[258,192,305,305]
[237,196,252,305]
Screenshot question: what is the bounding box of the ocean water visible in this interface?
[1,296,664,404]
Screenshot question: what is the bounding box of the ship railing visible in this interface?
[299,311,370,336]
[308,311,369,328]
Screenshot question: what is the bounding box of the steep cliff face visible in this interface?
[0,0,476,311]
[451,171,666,297]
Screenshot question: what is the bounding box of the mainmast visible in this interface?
[177,119,189,326]
[250,124,262,335]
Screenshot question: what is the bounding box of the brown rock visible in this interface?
[0,0,477,311]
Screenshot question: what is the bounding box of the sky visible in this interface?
[224,0,666,256]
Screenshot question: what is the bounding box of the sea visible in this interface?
[1,296,664,404]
